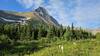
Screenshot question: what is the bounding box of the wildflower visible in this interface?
[59,45,64,53]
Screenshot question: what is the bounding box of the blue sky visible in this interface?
[0,0,100,29]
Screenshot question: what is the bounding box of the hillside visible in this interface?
[0,7,59,27]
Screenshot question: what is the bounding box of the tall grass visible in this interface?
[25,39,100,56]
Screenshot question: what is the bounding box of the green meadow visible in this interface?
[25,39,100,56]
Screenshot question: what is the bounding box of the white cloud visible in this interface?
[16,0,43,9]
[74,0,100,25]
[45,0,77,25]
[16,0,34,8]
[16,0,100,28]
[16,0,77,25]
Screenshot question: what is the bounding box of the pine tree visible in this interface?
[70,23,75,40]
[47,26,54,38]
[59,25,64,37]
[38,25,43,39]
[31,31,34,40]
[63,25,71,40]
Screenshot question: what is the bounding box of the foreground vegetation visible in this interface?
[28,39,100,56]
[0,23,99,56]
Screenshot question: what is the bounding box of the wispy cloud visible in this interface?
[45,0,77,25]
[16,0,34,9]
[16,0,43,9]
[74,0,100,28]
[16,0,75,25]
[16,0,100,28]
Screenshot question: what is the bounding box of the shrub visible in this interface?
[96,33,100,40]
[0,35,11,49]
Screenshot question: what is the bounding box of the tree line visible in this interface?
[0,23,95,44]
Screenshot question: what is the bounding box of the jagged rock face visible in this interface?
[0,7,60,26]
[35,7,60,26]
[35,7,49,17]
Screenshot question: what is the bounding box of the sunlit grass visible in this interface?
[25,39,100,56]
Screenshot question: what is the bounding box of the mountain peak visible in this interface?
[36,7,46,10]
[34,7,60,26]
[35,7,49,17]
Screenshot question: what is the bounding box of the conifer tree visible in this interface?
[38,25,43,39]
[47,26,54,38]
[70,23,75,40]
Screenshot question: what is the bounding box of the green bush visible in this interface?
[0,35,12,50]
[96,33,100,40]
[0,35,11,44]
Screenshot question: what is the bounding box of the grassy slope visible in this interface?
[25,39,100,56]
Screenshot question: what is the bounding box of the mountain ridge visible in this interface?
[0,7,60,27]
